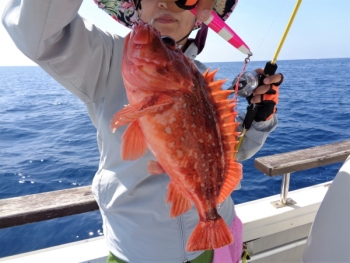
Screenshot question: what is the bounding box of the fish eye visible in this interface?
[161,36,176,49]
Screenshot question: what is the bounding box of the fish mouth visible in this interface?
[123,21,192,91]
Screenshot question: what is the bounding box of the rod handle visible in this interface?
[259,61,278,87]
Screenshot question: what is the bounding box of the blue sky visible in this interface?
[0,0,349,65]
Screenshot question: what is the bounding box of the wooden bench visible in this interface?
[0,186,98,229]
[255,140,350,176]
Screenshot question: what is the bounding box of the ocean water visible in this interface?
[0,58,349,257]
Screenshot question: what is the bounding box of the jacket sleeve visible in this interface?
[235,114,278,161]
[2,0,123,103]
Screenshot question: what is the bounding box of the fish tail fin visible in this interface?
[186,217,233,251]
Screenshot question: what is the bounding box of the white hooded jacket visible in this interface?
[2,1,278,262]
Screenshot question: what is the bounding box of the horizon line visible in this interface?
[1,57,349,67]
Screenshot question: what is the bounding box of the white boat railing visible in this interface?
[254,140,350,208]
[0,140,349,229]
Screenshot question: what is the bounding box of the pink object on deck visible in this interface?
[190,8,252,55]
[213,215,243,263]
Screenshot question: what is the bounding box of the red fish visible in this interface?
[111,20,242,251]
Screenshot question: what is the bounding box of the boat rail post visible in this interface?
[271,172,297,208]
[280,173,291,204]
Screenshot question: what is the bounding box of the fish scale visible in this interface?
[111,20,242,251]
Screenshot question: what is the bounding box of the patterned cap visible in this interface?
[94,0,238,30]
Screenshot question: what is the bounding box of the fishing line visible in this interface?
[234,0,303,153]
[230,54,251,106]
[231,54,251,151]
[253,0,288,56]
[224,0,288,123]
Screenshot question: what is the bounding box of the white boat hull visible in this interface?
[0,181,332,263]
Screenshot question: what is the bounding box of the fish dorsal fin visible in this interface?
[204,69,243,204]
[202,68,219,83]
[217,159,242,203]
[207,79,227,92]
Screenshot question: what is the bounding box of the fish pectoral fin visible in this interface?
[146,93,174,110]
[217,161,242,204]
[110,94,173,133]
[147,160,165,175]
[121,121,148,161]
[166,181,192,218]
[110,102,144,132]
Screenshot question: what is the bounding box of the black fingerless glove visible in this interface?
[246,74,283,122]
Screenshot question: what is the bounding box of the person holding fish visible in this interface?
[2,0,283,262]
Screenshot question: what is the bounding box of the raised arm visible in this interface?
[2,0,123,103]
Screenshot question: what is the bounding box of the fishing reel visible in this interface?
[230,62,278,98]
[231,71,260,98]
[230,62,278,130]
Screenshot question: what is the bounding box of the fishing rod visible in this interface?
[171,0,302,151]
[233,0,303,152]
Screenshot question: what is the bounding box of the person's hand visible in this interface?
[195,0,214,21]
[247,68,283,122]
